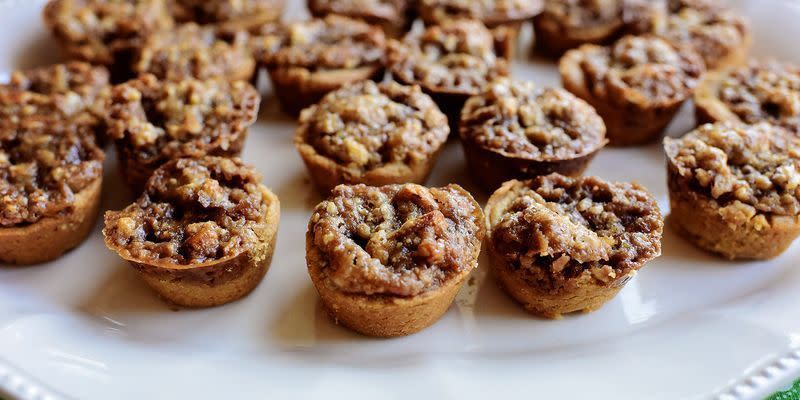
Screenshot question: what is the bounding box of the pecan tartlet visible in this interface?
[308,0,415,38]
[694,61,800,134]
[170,0,285,29]
[253,15,386,115]
[134,23,256,82]
[636,0,750,71]
[295,81,450,193]
[387,19,511,128]
[418,0,544,58]
[43,0,173,82]
[307,183,485,337]
[0,62,110,144]
[486,175,663,318]
[460,79,607,191]
[106,74,260,191]
[559,35,705,146]
[665,123,800,260]
[0,121,104,265]
[103,157,280,307]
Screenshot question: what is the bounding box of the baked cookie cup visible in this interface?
[560,35,704,146]
[103,157,280,307]
[253,16,386,115]
[388,19,511,130]
[295,81,449,193]
[665,123,800,260]
[169,0,286,29]
[533,0,635,57]
[106,74,260,191]
[460,78,607,191]
[43,0,174,82]
[694,61,800,134]
[308,0,415,38]
[485,175,663,318]
[306,183,485,337]
[0,121,104,265]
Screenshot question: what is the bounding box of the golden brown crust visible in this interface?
[294,81,449,193]
[306,183,485,336]
[664,123,800,259]
[559,35,704,146]
[0,178,102,265]
[103,157,280,307]
[459,79,607,191]
[253,15,387,115]
[485,176,663,318]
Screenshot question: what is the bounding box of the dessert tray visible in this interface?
[2,0,800,399]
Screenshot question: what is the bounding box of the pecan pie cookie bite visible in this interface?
[694,61,800,134]
[665,123,800,260]
[0,121,104,265]
[460,78,607,191]
[307,183,485,337]
[106,74,260,191]
[534,0,625,57]
[134,23,256,82]
[308,0,415,38]
[43,0,173,81]
[418,0,544,57]
[103,157,280,307]
[0,62,110,144]
[170,0,285,29]
[295,81,449,193]
[637,0,750,71]
[387,19,511,128]
[253,15,386,115]
[560,35,705,146]
[485,174,663,318]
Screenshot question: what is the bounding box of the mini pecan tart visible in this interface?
[43,0,173,82]
[560,35,705,146]
[694,61,800,134]
[253,15,386,115]
[664,123,800,260]
[485,174,663,318]
[170,0,285,29]
[460,79,607,191]
[103,157,280,307]
[0,121,104,265]
[308,0,415,38]
[134,23,256,82]
[0,62,110,144]
[637,0,750,71]
[295,81,449,193]
[387,19,511,128]
[418,0,544,58]
[106,74,260,191]
[307,183,485,337]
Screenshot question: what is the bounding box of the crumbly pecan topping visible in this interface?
[420,0,542,24]
[43,0,173,65]
[309,0,410,23]
[254,15,385,71]
[665,123,800,217]
[309,184,484,296]
[460,79,606,159]
[1,121,104,227]
[388,19,510,95]
[576,35,704,106]
[135,23,254,80]
[106,74,259,171]
[490,175,662,291]
[715,61,800,133]
[104,157,272,264]
[170,0,284,24]
[299,81,448,171]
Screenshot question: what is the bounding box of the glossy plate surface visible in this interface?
[1,1,799,399]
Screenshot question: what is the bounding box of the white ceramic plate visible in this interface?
[2,1,800,399]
